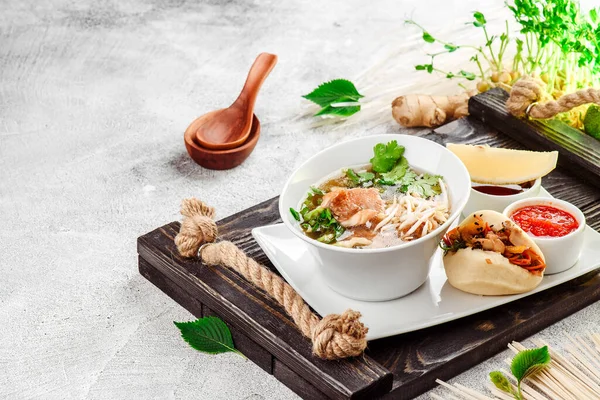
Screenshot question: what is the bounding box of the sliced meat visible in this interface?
[473,232,506,253]
[321,188,385,227]
[339,209,379,227]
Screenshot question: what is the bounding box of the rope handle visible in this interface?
[506,76,600,119]
[174,198,368,360]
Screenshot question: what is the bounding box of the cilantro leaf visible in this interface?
[346,169,375,187]
[174,317,244,358]
[399,172,443,198]
[370,141,405,173]
[381,157,409,183]
[302,79,363,107]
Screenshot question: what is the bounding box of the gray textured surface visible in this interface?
[1,0,598,399]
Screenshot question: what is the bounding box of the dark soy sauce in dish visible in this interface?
[472,180,534,196]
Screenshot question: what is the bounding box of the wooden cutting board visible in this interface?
[137,115,600,399]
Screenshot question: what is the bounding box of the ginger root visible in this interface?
[392,90,477,128]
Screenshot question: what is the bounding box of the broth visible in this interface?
[292,163,450,249]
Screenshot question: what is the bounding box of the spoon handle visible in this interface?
[233,53,278,112]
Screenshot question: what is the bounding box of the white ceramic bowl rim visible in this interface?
[279,134,471,254]
[503,197,586,241]
[470,177,541,199]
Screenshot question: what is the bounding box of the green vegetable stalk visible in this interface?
[407,0,600,135]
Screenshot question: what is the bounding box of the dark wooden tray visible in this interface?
[138,117,600,399]
[469,87,600,189]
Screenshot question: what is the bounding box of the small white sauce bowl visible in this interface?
[279,134,471,301]
[462,178,541,217]
[503,197,585,275]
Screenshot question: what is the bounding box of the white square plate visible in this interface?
[252,188,600,340]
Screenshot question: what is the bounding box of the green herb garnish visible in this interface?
[290,207,301,221]
[380,157,409,184]
[399,172,443,198]
[302,79,363,117]
[439,238,466,255]
[174,317,244,358]
[345,169,375,187]
[310,186,324,195]
[490,346,551,400]
[370,140,405,173]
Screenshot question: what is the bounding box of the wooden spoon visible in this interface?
[194,53,277,150]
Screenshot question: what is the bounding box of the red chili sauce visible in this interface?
[511,205,579,237]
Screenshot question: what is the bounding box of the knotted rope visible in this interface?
[506,76,600,119]
[174,198,368,360]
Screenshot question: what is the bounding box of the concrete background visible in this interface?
[1,0,599,399]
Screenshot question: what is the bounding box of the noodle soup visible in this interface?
[289,141,450,249]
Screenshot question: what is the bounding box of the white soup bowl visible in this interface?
[279,134,471,301]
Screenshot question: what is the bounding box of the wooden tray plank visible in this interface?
[202,305,273,374]
[137,222,393,400]
[139,257,274,374]
[273,359,329,400]
[468,88,600,189]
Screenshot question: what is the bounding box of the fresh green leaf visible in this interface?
[473,11,487,27]
[174,317,244,357]
[444,43,458,52]
[489,371,514,395]
[302,79,363,107]
[381,157,409,183]
[459,70,476,80]
[346,169,375,186]
[422,31,435,43]
[370,141,405,173]
[511,346,551,383]
[311,186,324,195]
[290,207,301,221]
[345,169,360,185]
[314,104,361,118]
[358,171,375,181]
[399,172,443,198]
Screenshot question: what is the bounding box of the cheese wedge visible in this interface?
[447,143,558,184]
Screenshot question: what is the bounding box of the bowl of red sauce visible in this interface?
[504,197,585,274]
[462,177,541,217]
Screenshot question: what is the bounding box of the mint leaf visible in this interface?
[489,371,514,395]
[302,79,363,107]
[174,317,244,357]
[381,157,409,183]
[314,104,360,117]
[511,346,551,383]
[370,141,405,173]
